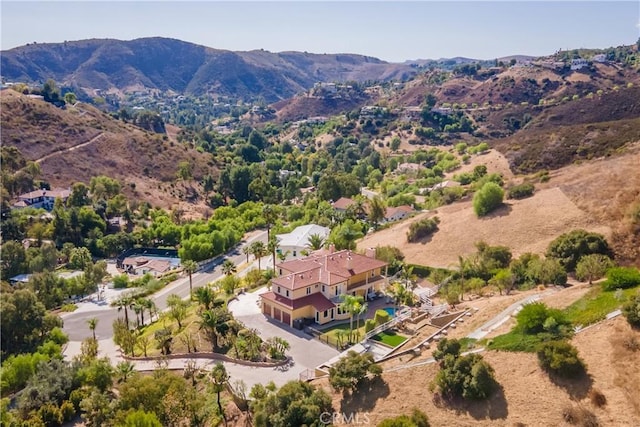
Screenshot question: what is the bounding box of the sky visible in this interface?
[1,1,639,62]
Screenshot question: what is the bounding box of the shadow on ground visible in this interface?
[548,370,593,400]
[433,383,509,420]
[340,377,390,413]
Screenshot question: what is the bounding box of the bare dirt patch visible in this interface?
[359,187,609,268]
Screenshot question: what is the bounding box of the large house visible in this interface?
[13,188,70,211]
[260,247,388,328]
[275,224,330,261]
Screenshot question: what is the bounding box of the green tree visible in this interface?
[1,240,27,279]
[546,229,611,271]
[368,196,386,228]
[251,380,332,427]
[63,92,77,105]
[602,266,640,290]
[181,259,198,300]
[536,341,585,378]
[194,286,215,311]
[473,182,504,217]
[390,136,402,152]
[87,317,98,341]
[166,294,188,329]
[199,308,231,351]
[123,410,162,427]
[69,247,93,270]
[1,289,48,356]
[515,302,570,336]
[575,254,613,284]
[210,363,229,419]
[339,294,365,343]
[329,350,383,394]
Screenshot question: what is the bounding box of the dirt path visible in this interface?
[35,132,105,164]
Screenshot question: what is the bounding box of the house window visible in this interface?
[323,310,328,318]
[322,285,325,293]
[286,290,290,297]
[279,269,282,275]
[306,287,311,295]
[371,271,375,277]
[277,286,281,294]
[293,250,297,257]
[335,287,339,296]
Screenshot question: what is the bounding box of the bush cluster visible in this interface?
[507,182,535,199]
[406,216,440,243]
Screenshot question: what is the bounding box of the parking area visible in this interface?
[228,288,339,372]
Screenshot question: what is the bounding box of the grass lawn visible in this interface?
[486,330,547,353]
[371,330,408,347]
[563,285,638,326]
[318,323,366,347]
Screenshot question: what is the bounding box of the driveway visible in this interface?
[228,288,340,374]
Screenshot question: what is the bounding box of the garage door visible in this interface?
[282,312,291,326]
[262,303,271,316]
[273,308,282,322]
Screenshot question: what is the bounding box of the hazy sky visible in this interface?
[2,1,639,62]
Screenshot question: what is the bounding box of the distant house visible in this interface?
[261,247,388,327]
[122,257,172,276]
[8,274,32,286]
[276,224,331,261]
[422,180,460,194]
[570,58,589,71]
[13,188,70,211]
[331,197,356,212]
[396,162,425,175]
[383,205,415,223]
[592,54,606,63]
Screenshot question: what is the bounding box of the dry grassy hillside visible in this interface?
[358,144,640,266]
[310,317,639,427]
[0,89,215,212]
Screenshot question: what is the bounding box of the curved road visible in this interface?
[61,230,268,341]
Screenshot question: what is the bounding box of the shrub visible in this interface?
[406,216,440,242]
[602,267,640,291]
[588,388,607,408]
[112,274,129,289]
[562,404,600,427]
[472,182,504,217]
[378,409,430,427]
[537,341,585,378]
[621,292,640,328]
[516,302,570,335]
[507,182,535,199]
[364,319,376,333]
[575,254,613,284]
[375,310,392,326]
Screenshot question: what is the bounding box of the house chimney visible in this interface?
[366,248,376,259]
[329,244,335,254]
[347,255,352,270]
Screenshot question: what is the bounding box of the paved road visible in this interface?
[61,230,269,341]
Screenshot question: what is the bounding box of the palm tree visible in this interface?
[306,233,326,251]
[250,241,267,272]
[221,259,237,276]
[267,236,278,272]
[210,363,229,420]
[277,250,291,262]
[242,245,251,264]
[115,361,135,383]
[198,308,230,352]
[194,286,215,311]
[262,205,278,241]
[339,294,364,343]
[114,295,132,328]
[368,196,386,228]
[87,317,98,340]
[354,300,368,338]
[182,259,198,300]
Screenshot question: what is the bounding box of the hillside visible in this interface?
[312,316,640,426]
[0,89,214,212]
[358,145,640,266]
[0,37,417,102]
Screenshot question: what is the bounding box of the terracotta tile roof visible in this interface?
[18,188,70,200]
[261,291,335,312]
[331,197,355,210]
[275,249,387,290]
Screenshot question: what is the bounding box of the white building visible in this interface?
[592,54,606,63]
[571,58,589,71]
[275,224,331,261]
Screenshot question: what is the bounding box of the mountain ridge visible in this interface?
[0,37,418,102]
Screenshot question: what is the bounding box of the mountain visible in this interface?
[0,89,214,213]
[0,37,418,102]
